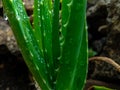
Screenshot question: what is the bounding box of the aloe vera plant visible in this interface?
[3,0,88,90]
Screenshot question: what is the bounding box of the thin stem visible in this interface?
[89,56,120,72]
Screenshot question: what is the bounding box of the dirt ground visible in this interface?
[0,0,120,90]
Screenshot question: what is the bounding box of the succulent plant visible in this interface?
[3,0,88,90]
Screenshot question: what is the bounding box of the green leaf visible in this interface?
[92,85,114,90]
[56,0,88,90]
[88,48,97,58]
[37,0,55,87]
[34,0,61,88]
[75,24,88,89]
[61,0,71,38]
[52,0,60,82]
[33,0,43,56]
[2,0,51,89]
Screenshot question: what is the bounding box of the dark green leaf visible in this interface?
[2,0,51,89]
[56,0,88,90]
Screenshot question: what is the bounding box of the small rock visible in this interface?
[0,18,19,53]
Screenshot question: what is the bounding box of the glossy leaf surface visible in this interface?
[3,0,88,90]
[52,0,61,84]
[2,0,51,90]
[56,0,88,90]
